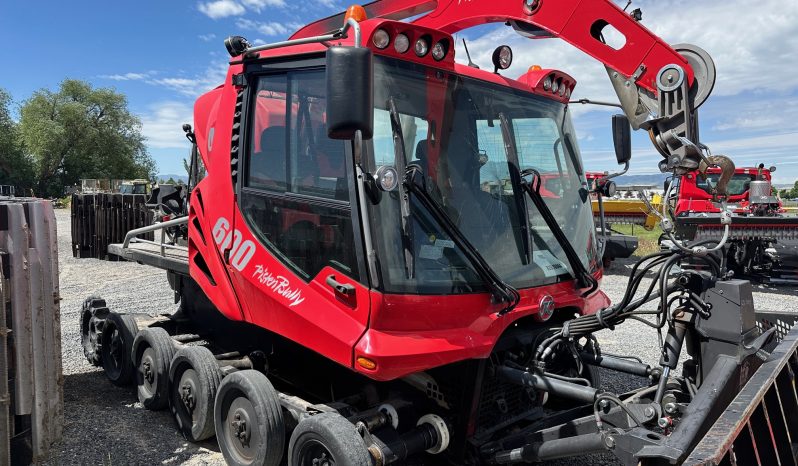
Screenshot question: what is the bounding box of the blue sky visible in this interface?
[1,0,796,183]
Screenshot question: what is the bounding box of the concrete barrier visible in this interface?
[0,197,62,464]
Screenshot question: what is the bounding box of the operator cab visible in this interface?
[234,26,599,302]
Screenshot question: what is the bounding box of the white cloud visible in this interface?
[713,116,782,132]
[235,18,302,37]
[198,33,217,42]
[240,0,285,11]
[708,95,798,132]
[98,72,153,81]
[198,0,245,19]
[147,62,228,97]
[140,102,194,149]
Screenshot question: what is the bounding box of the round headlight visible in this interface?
[543,75,553,91]
[394,33,410,53]
[431,40,448,61]
[565,88,571,99]
[601,180,617,197]
[374,166,399,192]
[414,36,430,57]
[559,81,567,97]
[492,45,513,73]
[372,29,390,49]
[551,78,559,94]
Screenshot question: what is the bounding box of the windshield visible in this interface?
[363,57,598,295]
[697,173,755,196]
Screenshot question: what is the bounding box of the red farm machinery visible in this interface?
[75,1,798,465]
[663,164,798,284]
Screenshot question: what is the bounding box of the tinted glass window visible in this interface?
[364,57,597,294]
[242,70,357,281]
[696,173,754,196]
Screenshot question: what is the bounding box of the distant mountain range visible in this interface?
[156,174,189,183]
[613,174,668,187]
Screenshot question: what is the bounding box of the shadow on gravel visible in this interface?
[46,370,222,465]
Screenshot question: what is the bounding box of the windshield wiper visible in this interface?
[519,168,598,297]
[496,114,597,296]
[404,165,521,315]
[387,97,415,279]
[498,113,533,265]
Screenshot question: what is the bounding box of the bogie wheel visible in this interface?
[80,296,109,366]
[133,327,177,410]
[169,346,221,441]
[215,370,285,466]
[288,412,372,466]
[100,311,139,386]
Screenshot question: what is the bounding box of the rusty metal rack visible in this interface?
[70,193,154,259]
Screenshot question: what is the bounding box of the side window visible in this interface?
[247,78,289,191]
[242,70,357,281]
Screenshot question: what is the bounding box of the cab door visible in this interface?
[228,64,371,368]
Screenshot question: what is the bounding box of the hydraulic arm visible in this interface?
[293,0,717,175]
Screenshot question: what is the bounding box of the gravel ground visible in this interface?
[46,208,798,465]
[47,209,223,466]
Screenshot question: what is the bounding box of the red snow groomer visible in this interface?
[672,164,798,283]
[76,1,798,465]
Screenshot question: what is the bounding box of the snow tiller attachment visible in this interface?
[669,164,798,284]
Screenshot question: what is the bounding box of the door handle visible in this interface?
[326,274,355,297]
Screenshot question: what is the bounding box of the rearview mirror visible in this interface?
[326,46,373,140]
[769,166,777,173]
[612,114,631,165]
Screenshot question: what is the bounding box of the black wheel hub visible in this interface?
[230,409,250,446]
[139,346,158,397]
[299,440,335,466]
[143,360,154,384]
[222,395,262,463]
[179,372,198,412]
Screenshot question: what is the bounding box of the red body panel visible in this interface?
[228,206,371,368]
[357,279,609,380]
[189,69,246,323]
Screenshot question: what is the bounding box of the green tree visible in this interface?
[0,89,35,192]
[19,80,155,197]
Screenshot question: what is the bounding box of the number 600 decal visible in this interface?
[212,217,256,271]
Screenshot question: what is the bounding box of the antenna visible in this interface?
[462,38,479,69]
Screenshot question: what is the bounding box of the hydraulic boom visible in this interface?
[293,0,717,175]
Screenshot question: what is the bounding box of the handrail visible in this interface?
[122,216,189,257]
[244,17,361,58]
